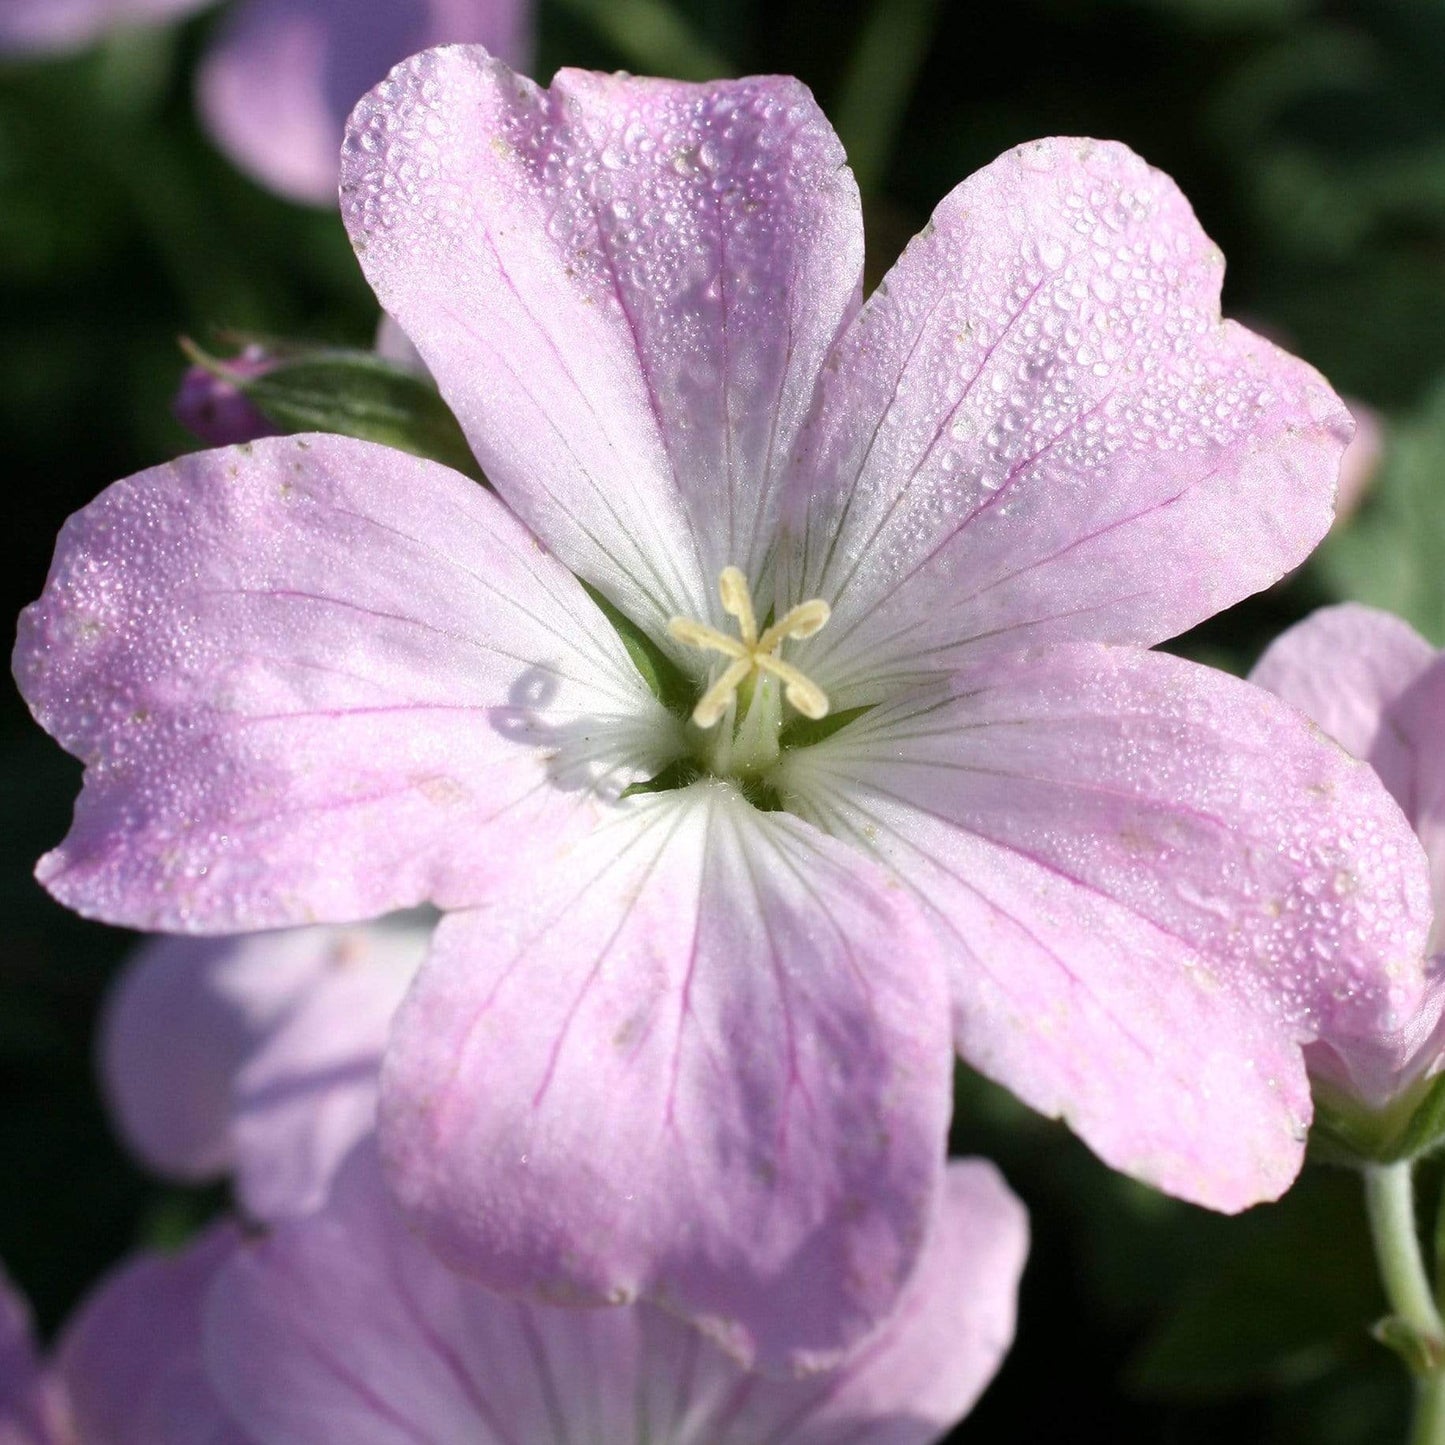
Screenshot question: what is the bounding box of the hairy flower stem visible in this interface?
[1364,1162,1445,1444]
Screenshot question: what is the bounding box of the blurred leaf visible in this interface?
[1129,1170,1381,1400]
[192,344,483,481]
[1312,386,1445,644]
[554,0,731,79]
[832,0,940,196]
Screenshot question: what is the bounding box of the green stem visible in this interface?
[1414,1372,1445,1445]
[1366,1163,1445,1445]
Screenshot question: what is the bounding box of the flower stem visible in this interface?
[1414,1373,1445,1445]
[1365,1162,1445,1444]
[1369,1163,1445,1339]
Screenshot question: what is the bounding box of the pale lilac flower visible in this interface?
[1334,402,1385,524]
[173,345,282,449]
[0,0,530,205]
[0,0,205,53]
[0,1267,69,1445]
[1,1233,246,1445]
[15,54,1435,1369]
[1252,604,1445,1111]
[207,1143,1026,1445]
[102,918,426,1218]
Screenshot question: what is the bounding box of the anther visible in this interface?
[668,569,831,729]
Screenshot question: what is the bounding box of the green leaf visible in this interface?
[188,342,483,482]
[1128,1169,1382,1399]
[832,0,942,197]
[553,0,731,81]
[579,581,695,717]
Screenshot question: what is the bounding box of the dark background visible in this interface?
[4,0,1445,1439]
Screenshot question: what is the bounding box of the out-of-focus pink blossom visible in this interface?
[172,345,281,448]
[197,0,532,204]
[1,1233,246,1445]
[0,0,206,53]
[1252,604,1445,1111]
[101,918,427,1219]
[0,0,530,206]
[1334,401,1385,523]
[207,1143,1027,1445]
[0,1267,69,1445]
[16,56,1435,1370]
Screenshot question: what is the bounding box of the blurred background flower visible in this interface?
[5,1,1445,1441]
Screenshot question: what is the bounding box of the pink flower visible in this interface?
[173,345,283,449]
[207,1143,1026,1445]
[15,54,1435,1369]
[0,0,530,205]
[101,918,427,1219]
[0,1267,69,1445]
[1251,603,1445,1112]
[0,1232,246,1445]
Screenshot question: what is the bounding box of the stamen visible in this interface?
[669,568,831,729]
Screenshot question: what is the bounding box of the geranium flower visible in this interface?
[1252,603,1445,1111]
[208,1144,1026,1445]
[0,0,530,205]
[0,1232,246,1445]
[102,918,427,1218]
[15,54,1434,1369]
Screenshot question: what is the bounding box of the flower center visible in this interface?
[668,567,831,730]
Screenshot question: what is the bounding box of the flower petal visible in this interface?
[1252,605,1445,1104]
[779,137,1351,702]
[197,0,531,205]
[207,1144,1023,1445]
[341,50,863,639]
[15,433,674,931]
[0,0,208,54]
[0,1267,65,1445]
[55,1224,246,1445]
[379,782,952,1374]
[779,644,1435,1210]
[1250,602,1437,809]
[102,920,426,1217]
[230,918,424,1218]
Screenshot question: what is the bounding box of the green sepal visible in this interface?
[619,758,701,800]
[779,704,874,750]
[1373,1315,1445,1376]
[1309,1073,1445,1169]
[578,581,695,718]
[183,340,483,482]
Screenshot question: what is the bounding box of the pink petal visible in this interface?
[341,50,864,641]
[1251,605,1445,1105]
[102,921,425,1217]
[380,784,953,1374]
[779,643,1435,1210]
[15,433,674,931]
[207,1145,1024,1444]
[230,919,425,1218]
[198,0,532,206]
[692,1160,1027,1443]
[55,1224,246,1445]
[0,0,209,54]
[172,346,282,448]
[1249,602,1437,807]
[1335,400,1384,522]
[778,138,1351,703]
[0,1268,66,1445]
